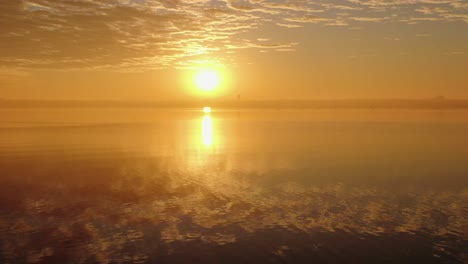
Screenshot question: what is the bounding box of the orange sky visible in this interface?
[0,0,467,100]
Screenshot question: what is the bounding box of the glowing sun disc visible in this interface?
[194,69,220,91]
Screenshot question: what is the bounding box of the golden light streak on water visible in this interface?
[202,114,213,146]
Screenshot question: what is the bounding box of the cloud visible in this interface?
[276,23,304,28]
[0,0,261,70]
[0,0,466,70]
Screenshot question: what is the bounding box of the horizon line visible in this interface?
[2,98,468,110]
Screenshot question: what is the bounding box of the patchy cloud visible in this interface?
[0,0,466,70]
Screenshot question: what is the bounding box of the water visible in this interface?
[0,108,467,263]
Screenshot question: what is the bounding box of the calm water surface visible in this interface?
[0,109,467,263]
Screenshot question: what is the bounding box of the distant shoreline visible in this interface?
[1,99,468,110]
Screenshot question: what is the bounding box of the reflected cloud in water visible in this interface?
[0,109,467,263]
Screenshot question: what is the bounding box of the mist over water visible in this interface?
[0,109,467,263]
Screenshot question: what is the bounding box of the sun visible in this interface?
[194,69,221,91]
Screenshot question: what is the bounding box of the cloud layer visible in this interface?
[0,0,466,70]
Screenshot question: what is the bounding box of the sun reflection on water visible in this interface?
[201,110,213,147]
[203,106,212,113]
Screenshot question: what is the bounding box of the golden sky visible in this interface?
[0,0,467,100]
